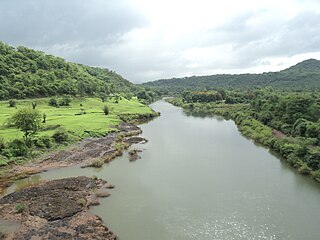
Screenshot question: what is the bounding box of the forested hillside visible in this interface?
[143,59,320,94]
[0,41,142,100]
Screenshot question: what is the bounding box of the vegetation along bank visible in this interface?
[167,88,320,182]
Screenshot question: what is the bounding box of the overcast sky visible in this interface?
[1,0,320,83]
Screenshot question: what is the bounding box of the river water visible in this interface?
[4,100,320,239]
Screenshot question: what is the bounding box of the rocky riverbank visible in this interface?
[0,122,147,194]
[0,176,116,240]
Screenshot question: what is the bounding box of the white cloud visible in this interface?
[1,0,320,82]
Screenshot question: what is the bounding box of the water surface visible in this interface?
[5,100,320,240]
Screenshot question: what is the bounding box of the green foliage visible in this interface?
[8,99,16,107]
[10,108,41,140]
[32,102,37,109]
[52,128,69,143]
[7,139,28,157]
[0,137,5,152]
[0,97,156,165]
[14,203,26,213]
[48,98,58,107]
[143,59,320,94]
[89,158,104,168]
[0,41,146,100]
[59,97,71,106]
[103,105,109,115]
[33,136,53,149]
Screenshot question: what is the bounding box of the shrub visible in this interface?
[48,98,58,107]
[90,159,104,168]
[76,198,86,207]
[59,97,71,106]
[33,136,53,148]
[8,99,16,107]
[52,128,69,143]
[103,105,109,115]
[14,203,26,213]
[8,139,28,157]
[32,102,37,109]
[0,137,5,152]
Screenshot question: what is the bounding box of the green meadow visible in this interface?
[0,97,154,142]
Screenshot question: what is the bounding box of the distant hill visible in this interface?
[0,41,140,100]
[142,59,320,94]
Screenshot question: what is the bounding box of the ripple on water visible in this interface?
[160,208,293,240]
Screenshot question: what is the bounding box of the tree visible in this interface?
[11,108,41,141]
[103,105,109,115]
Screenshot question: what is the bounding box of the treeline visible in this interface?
[0,41,156,102]
[142,59,320,95]
[168,89,320,180]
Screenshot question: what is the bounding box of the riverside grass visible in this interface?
[0,97,154,141]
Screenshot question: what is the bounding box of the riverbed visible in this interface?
[3,100,320,240]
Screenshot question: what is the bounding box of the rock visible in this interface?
[106,184,115,189]
[0,177,116,240]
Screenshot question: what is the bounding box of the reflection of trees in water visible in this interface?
[183,110,226,122]
[14,174,42,191]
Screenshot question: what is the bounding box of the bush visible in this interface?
[52,128,69,143]
[33,136,53,148]
[14,203,26,213]
[89,158,104,168]
[0,137,5,152]
[76,198,86,207]
[8,99,16,107]
[8,139,28,157]
[59,97,71,106]
[48,98,58,107]
[103,105,109,115]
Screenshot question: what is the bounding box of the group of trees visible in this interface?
[142,59,320,95]
[0,41,151,101]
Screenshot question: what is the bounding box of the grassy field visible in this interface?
[0,97,154,142]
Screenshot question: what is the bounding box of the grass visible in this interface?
[0,97,154,142]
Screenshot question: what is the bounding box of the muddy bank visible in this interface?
[0,176,116,240]
[0,122,146,195]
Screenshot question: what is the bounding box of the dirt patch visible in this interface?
[0,176,116,240]
[272,129,286,139]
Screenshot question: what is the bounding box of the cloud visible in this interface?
[1,0,320,83]
[0,0,146,46]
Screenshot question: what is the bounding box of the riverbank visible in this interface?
[0,121,152,195]
[0,176,117,239]
[0,115,157,239]
[167,98,320,182]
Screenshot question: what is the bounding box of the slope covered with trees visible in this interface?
[142,59,320,95]
[0,41,145,100]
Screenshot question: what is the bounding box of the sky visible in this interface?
[1,0,320,83]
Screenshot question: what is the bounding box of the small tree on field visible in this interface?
[11,108,41,141]
[103,105,109,115]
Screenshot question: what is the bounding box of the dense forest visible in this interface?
[0,41,156,102]
[142,59,320,95]
[168,89,320,180]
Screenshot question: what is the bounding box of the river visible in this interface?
[4,100,320,239]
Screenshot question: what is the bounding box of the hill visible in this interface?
[142,59,320,94]
[0,41,141,100]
